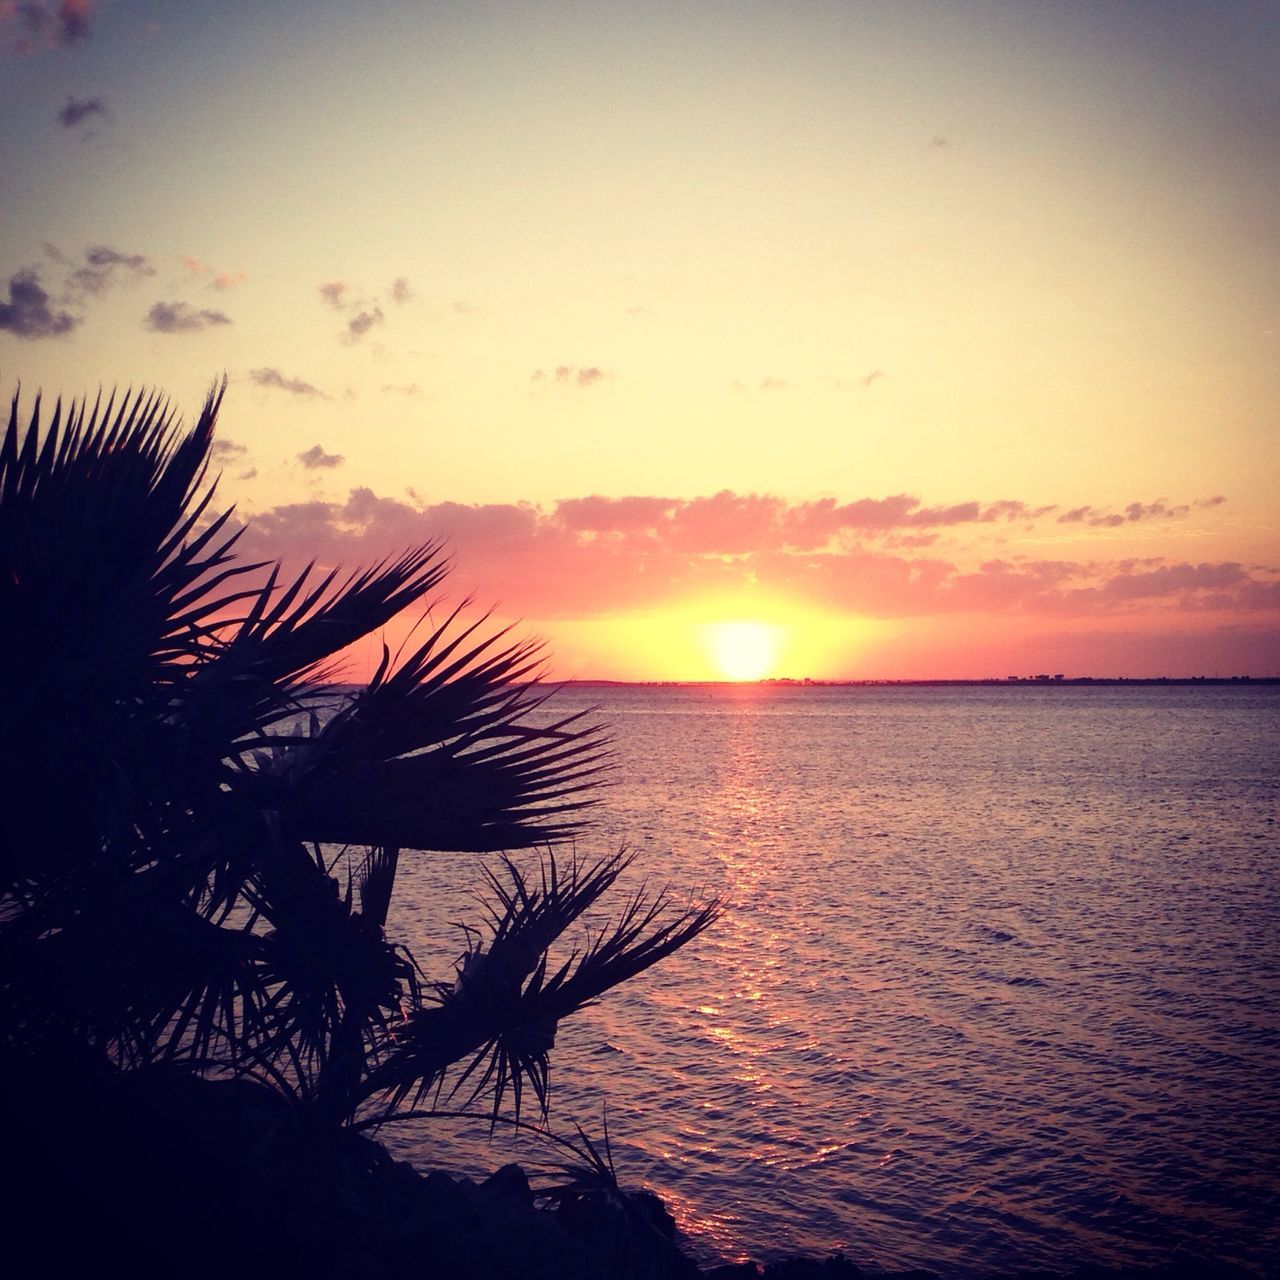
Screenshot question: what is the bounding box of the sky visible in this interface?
[2,0,1277,680]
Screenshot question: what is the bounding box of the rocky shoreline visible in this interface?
[6,1065,1250,1280]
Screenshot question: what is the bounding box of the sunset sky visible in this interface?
[3,0,1277,679]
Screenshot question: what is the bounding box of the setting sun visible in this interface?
[702,621,783,682]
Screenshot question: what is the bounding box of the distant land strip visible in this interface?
[560,676,1280,688]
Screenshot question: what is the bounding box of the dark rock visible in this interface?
[482,1162,534,1205]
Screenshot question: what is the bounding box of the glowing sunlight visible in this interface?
[702,621,785,682]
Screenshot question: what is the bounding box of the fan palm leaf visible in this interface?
[1,376,717,1163]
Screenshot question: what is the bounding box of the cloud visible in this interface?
[210,439,247,462]
[532,365,611,388]
[227,479,1275,627]
[928,135,951,150]
[0,268,78,338]
[381,382,422,396]
[249,367,327,398]
[1057,499,1199,527]
[0,245,154,335]
[183,255,246,290]
[318,281,348,308]
[297,445,344,470]
[145,300,231,333]
[345,306,383,341]
[67,244,153,295]
[4,0,95,52]
[390,277,412,304]
[57,94,105,127]
[861,369,885,388]
[759,376,787,391]
[555,495,680,533]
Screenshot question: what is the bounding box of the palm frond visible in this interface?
[360,852,720,1123]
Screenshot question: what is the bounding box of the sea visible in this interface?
[380,682,1280,1277]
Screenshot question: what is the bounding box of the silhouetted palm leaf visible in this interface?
[364,851,719,1123]
[1,378,717,1157]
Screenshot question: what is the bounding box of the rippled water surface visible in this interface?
[383,684,1280,1276]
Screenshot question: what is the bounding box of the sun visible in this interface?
[704,621,782,681]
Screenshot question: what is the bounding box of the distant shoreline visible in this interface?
[556,675,1280,688]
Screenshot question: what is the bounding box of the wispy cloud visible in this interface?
[381,382,422,397]
[145,300,231,333]
[66,245,153,295]
[182,255,247,290]
[57,94,106,127]
[0,268,77,338]
[318,277,399,342]
[318,281,348,309]
[297,444,344,470]
[1057,498,1205,527]
[211,439,247,462]
[249,367,328,398]
[531,365,611,388]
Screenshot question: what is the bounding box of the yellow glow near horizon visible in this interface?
[540,603,895,682]
[702,621,783,682]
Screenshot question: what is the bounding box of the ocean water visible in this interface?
[382,683,1280,1277]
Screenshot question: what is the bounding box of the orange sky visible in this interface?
[2,1,1277,678]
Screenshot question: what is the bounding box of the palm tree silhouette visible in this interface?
[0,380,716,1159]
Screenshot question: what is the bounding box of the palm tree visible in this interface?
[0,380,716,1191]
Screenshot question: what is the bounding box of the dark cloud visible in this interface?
[0,268,77,338]
[56,0,92,43]
[210,439,247,462]
[345,306,383,341]
[57,94,105,127]
[249,367,327,398]
[68,244,153,295]
[0,245,153,336]
[145,300,231,333]
[297,445,344,470]
[6,0,95,52]
[1058,499,1196,527]
[390,277,412,304]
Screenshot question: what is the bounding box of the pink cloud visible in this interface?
[225,484,1275,626]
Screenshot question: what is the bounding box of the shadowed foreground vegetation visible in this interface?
[0,381,719,1276]
[0,385,1234,1280]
